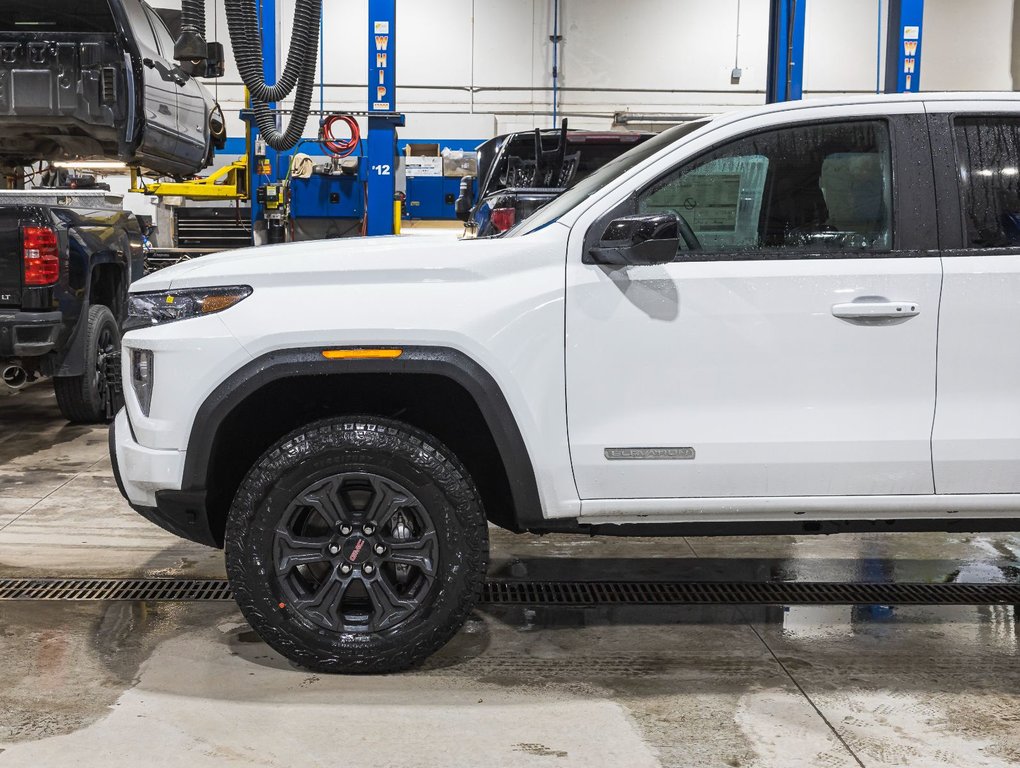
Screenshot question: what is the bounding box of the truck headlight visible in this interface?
[131,349,154,417]
[125,286,252,331]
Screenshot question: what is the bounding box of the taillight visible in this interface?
[490,207,516,233]
[22,226,59,286]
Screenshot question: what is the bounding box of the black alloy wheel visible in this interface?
[273,471,439,634]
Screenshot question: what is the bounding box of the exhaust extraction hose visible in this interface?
[223,0,323,151]
[176,0,209,61]
[180,0,206,40]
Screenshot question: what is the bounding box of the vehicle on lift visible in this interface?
[456,121,653,236]
[0,0,226,179]
[1,189,143,422]
[113,92,1020,673]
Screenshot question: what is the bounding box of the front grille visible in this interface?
[2,577,1019,606]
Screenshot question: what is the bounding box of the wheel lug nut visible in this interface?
[374,544,386,555]
[363,524,376,535]
[328,544,340,555]
[364,564,375,574]
[340,563,352,574]
[339,524,353,535]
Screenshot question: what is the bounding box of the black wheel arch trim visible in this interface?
[181,345,545,534]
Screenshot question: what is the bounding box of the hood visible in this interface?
[132,228,564,292]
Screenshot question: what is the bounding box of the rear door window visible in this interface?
[0,0,116,32]
[953,117,1020,248]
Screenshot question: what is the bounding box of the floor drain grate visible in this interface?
[482,580,1020,605]
[0,578,234,602]
[1,578,1019,605]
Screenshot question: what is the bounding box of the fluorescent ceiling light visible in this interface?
[52,161,129,170]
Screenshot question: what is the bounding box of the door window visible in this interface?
[954,117,1020,248]
[638,121,893,256]
[121,0,159,54]
[144,6,177,59]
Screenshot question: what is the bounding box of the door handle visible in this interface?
[158,104,171,115]
[831,300,920,320]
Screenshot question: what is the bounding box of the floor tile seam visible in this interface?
[0,470,84,534]
[683,537,867,768]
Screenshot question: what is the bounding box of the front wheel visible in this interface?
[225,417,490,674]
[54,304,122,424]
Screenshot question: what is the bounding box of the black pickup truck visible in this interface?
[0,190,142,422]
[0,0,226,179]
[457,122,654,237]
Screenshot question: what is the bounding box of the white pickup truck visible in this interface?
[111,93,1020,673]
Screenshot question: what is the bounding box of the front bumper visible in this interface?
[0,309,62,357]
[110,409,218,548]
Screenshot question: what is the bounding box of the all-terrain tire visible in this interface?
[54,304,122,424]
[225,416,490,674]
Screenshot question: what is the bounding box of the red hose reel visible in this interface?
[320,114,361,158]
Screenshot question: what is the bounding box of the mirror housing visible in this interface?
[204,42,226,78]
[586,213,680,266]
[178,42,225,79]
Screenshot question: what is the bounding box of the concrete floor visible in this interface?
[1,385,1020,767]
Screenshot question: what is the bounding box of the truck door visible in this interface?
[118,0,179,167]
[143,4,209,171]
[929,102,1020,493]
[565,106,942,505]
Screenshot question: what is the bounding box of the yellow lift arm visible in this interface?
[130,157,249,201]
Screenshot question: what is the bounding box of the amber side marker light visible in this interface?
[321,349,403,360]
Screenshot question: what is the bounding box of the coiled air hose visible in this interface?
[321,114,360,158]
[223,0,323,151]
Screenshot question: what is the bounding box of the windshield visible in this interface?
[507,120,710,236]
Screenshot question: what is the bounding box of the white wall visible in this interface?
[154,0,1019,143]
[922,0,1015,91]
[804,0,887,94]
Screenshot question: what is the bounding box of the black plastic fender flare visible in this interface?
[180,345,545,531]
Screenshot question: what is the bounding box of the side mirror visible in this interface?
[586,213,680,266]
[178,42,225,79]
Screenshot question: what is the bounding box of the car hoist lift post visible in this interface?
[366,0,404,236]
[885,0,924,93]
[766,0,806,103]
